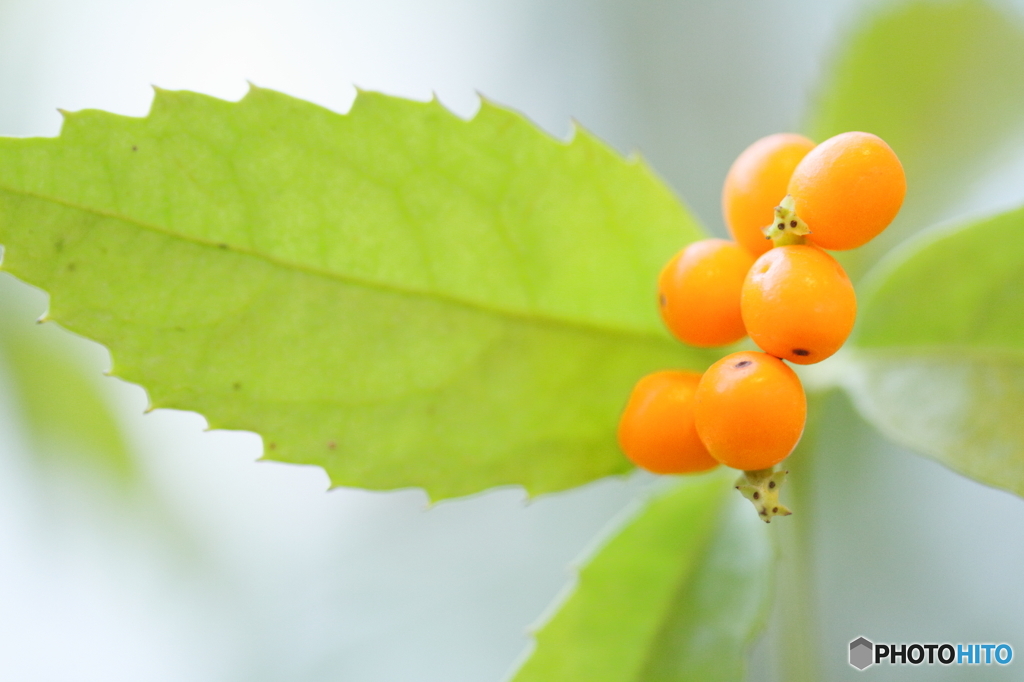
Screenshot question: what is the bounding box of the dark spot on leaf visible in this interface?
[54,239,64,253]
[777,223,785,229]
[132,145,138,152]
[759,508,767,515]
[269,442,277,450]
[790,220,797,228]
[753,491,760,500]
[218,243,228,249]
[66,262,76,272]
[793,348,810,357]
[768,480,776,489]
[659,293,666,307]
[773,507,779,513]
[232,382,241,391]
[327,441,336,450]
[735,360,752,368]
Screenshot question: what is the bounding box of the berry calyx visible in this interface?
[618,370,720,475]
[657,239,755,347]
[735,467,792,523]
[761,195,811,247]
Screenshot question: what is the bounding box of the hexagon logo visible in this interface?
[850,637,874,670]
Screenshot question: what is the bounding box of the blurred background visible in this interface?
[3,0,1024,680]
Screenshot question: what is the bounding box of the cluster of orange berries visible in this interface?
[618,131,905,520]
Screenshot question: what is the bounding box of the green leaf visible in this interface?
[806,0,1024,278]
[510,474,772,682]
[844,206,1024,496]
[0,87,710,500]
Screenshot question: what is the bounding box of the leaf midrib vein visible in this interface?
[0,183,674,345]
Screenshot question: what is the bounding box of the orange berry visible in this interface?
[693,351,806,471]
[741,244,856,365]
[618,371,719,475]
[787,131,906,250]
[722,133,816,257]
[658,239,755,347]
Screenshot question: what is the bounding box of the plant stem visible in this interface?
[767,393,825,682]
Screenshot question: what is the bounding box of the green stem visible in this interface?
[767,393,826,682]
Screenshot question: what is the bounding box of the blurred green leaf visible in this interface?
[845,206,1024,496]
[0,276,132,478]
[510,474,772,682]
[0,87,711,500]
[806,0,1024,278]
